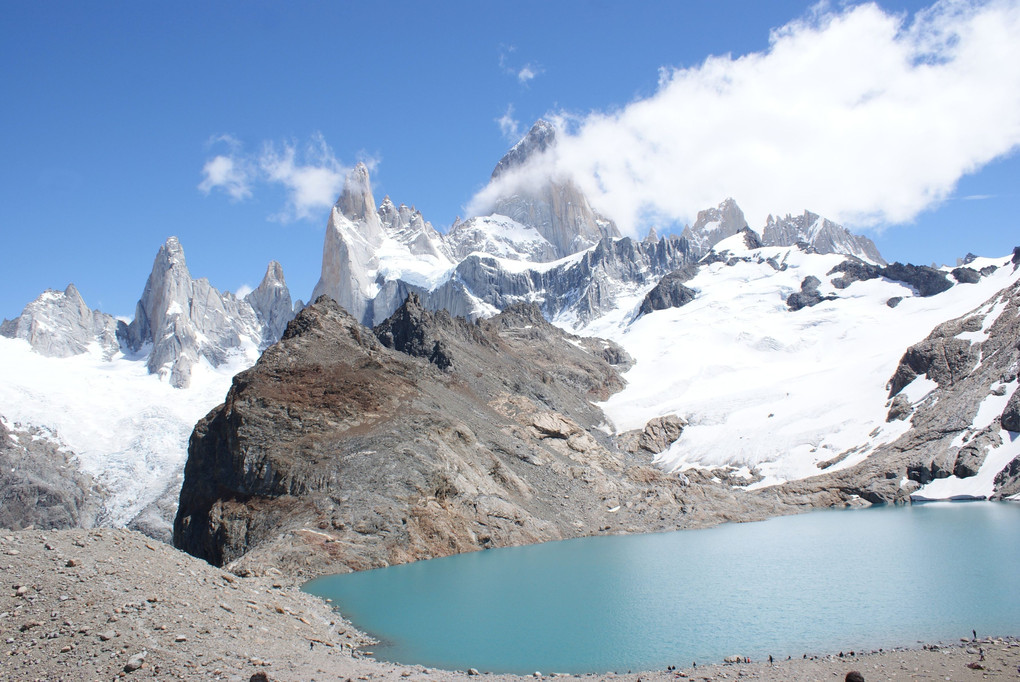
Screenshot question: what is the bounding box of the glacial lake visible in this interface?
[303,502,1020,674]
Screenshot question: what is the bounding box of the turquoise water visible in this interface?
[303,502,1020,674]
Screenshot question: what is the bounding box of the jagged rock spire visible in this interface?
[245,261,293,347]
[124,237,265,388]
[680,198,749,254]
[486,119,620,260]
[491,119,557,180]
[337,162,378,225]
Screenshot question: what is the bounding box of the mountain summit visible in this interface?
[486,120,621,260]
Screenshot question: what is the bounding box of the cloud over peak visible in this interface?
[199,133,352,223]
[475,0,1020,237]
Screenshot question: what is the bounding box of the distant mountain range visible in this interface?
[2,120,1017,562]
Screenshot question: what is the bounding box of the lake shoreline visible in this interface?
[2,527,1018,681]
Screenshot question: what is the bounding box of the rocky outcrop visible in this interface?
[0,418,101,530]
[618,415,686,455]
[638,267,698,316]
[787,276,837,311]
[827,259,953,297]
[1001,389,1020,432]
[882,263,953,297]
[762,211,886,265]
[952,267,981,284]
[681,198,748,254]
[173,296,772,576]
[0,284,122,360]
[886,316,980,397]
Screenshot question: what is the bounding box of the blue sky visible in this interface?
[2,1,1018,320]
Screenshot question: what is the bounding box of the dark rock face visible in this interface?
[0,419,100,530]
[886,394,912,422]
[638,267,698,316]
[174,296,749,576]
[887,316,980,397]
[886,297,903,308]
[374,293,464,370]
[444,234,699,327]
[1001,390,1020,432]
[951,267,981,284]
[828,260,884,290]
[881,263,953,297]
[828,260,952,297]
[787,276,837,311]
[993,455,1020,498]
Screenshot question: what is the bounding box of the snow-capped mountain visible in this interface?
[2,118,1018,543]
[0,238,295,536]
[679,197,749,253]
[590,233,1019,496]
[762,210,886,265]
[0,284,122,361]
[123,236,294,388]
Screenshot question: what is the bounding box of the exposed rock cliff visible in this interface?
[0,417,101,530]
[637,266,698,317]
[123,237,291,388]
[244,261,293,347]
[173,296,773,576]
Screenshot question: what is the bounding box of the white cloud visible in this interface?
[497,105,521,141]
[259,134,346,222]
[199,133,350,222]
[234,284,253,299]
[198,154,251,200]
[473,0,1020,237]
[500,45,542,85]
[518,65,538,83]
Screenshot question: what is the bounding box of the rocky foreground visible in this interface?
[2,529,1018,681]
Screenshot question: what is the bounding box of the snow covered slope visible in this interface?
[0,335,249,528]
[0,238,293,534]
[588,234,1020,497]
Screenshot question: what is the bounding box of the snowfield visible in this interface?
[0,336,252,525]
[586,236,1020,490]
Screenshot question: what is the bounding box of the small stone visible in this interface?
[15,586,28,596]
[98,630,117,641]
[44,543,56,551]
[124,651,146,672]
[175,635,188,642]
[249,673,271,682]
[468,669,480,676]
[19,620,42,632]
[60,645,72,653]
[65,558,79,567]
